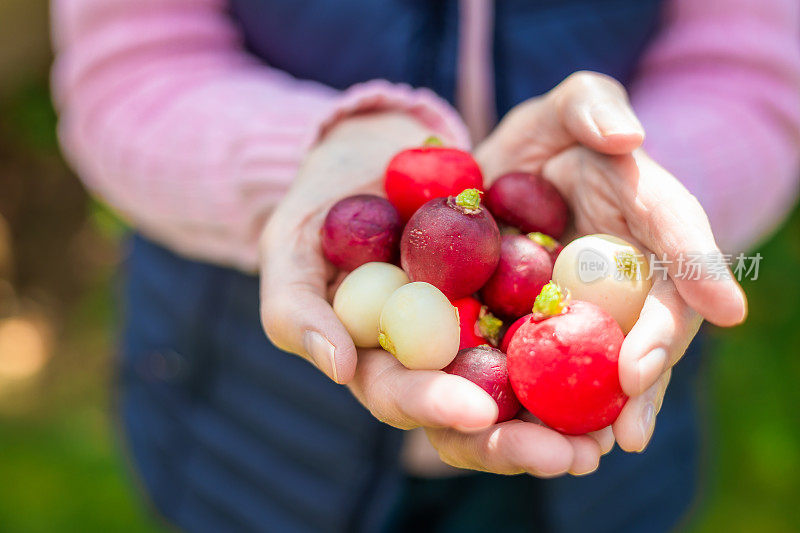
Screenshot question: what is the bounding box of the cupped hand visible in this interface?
[475,71,748,453]
[259,110,605,477]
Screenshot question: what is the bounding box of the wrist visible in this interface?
[320,111,433,148]
[300,110,435,192]
[276,112,434,224]
[316,80,471,151]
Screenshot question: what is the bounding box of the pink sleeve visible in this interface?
[51,0,470,271]
[630,0,800,252]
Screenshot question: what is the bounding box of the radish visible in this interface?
[480,234,553,319]
[400,189,501,299]
[333,263,409,348]
[444,346,521,423]
[321,194,402,271]
[528,232,563,263]
[384,137,484,221]
[499,313,530,353]
[485,173,569,238]
[451,297,503,349]
[507,282,627,435]
[378,282,460,370]
[552,234,652,333]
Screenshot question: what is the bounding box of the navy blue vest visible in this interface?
[120,2,705,532]
[228,0,664,113]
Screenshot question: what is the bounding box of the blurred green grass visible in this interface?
[0,80,798,533]
[0,80,164,532]
[0,271,162,532]
[691,207,800,532]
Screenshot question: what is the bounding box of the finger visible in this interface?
[547,147,748,327]
[349,349,498,431]
[326,271,349,301]
[511,410,607,471]
[588,426,616,456]
[564,435,603,475]
[425,421,575,477]
[613,369,672,452]
[546,71,645,155]
[476,72,643,181]
[259,220,357,384]
[618,277,702,397]
[610,151,748,326]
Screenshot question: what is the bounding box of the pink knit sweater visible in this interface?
[51,0,800,271]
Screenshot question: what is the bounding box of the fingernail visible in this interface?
[590,102,644,138]
[737,285,749,323]
[637,402,656,452]
[454,423,493,433]
[637,348,667,393]
[303,331,338,383]
[571,463,599,477]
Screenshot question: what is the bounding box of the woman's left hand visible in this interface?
[473,71,747,453]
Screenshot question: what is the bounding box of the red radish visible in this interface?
[444,346,521,423]
[500,313,530,353]
[480,234,553,319]
[385,137,484,220]
[451,297,503,349]
[401,189,501,299]
[321,195,402,271]
[485,173,569,238]
[528,232,563,263]
[507,282,627,435]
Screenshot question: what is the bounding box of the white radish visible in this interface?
[333,262,409,348]
[553,234,652,334]
[378,282,460,370]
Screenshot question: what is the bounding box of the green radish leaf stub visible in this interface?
[528,232,558,252]
[532,282,570,319]
[477,308,503,346]
[378,332,396,355]
[454,188,483,211]
[423,135,444,147]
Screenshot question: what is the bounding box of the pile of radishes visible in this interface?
[324,139,652,434]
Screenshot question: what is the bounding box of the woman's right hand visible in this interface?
[259,111,606,477]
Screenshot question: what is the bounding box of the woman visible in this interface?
[51,0,799,531]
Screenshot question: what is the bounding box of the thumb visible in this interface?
[547,71,645,155]
[477,71,644,180]
[259,221,357,384]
